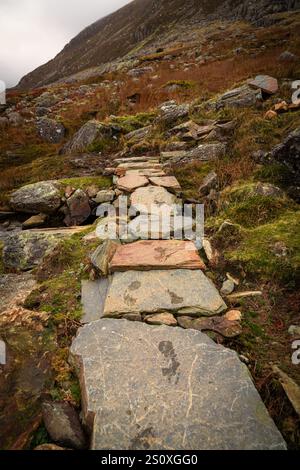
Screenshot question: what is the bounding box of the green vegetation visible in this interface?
[59,176,111,190]
[109,112,156,133]
[164,80,196,90]
[173,162,215,199]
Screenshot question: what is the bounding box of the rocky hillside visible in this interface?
[0,3,300,452]
[17,0,299,89]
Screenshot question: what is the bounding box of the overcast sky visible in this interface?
[0,0,131,87]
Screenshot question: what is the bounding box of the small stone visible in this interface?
[22,213,48,229]
[65,185,75,198]
[221,279,235,295]
[42,401,86,450]
[93,190,115,204]
[64,189,91,226]
[199,171,218,196]
[288,325,300,336]
[86,185,100,198]
[225,310,242,322]
[274,101,289,113]
[264,110,277,120]
[145,312,177,327]
[34,444,69,451]
[177,315,242,338]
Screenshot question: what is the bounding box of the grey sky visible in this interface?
[0,0,131,87]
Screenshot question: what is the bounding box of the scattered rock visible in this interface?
[248,75,278,95]
[109,240,206,272]
[127,67,153,77]
[225,310,242,322]
[22,213,48,229]
[216,85,262,109]
[156,102,190,127]
[91,240,120,276]
[7,111,23,127]
[271,128,300,181]
[124,126,152,142]
[0,116,9,129]
[64,189,91,226]
[42,401,86,450]
[202,238,219,266]
[226,291,263,301]
[145,312,177,326]
[103,269,227,318]
[62,121,115,154]
[199,171,218,196]
[264,110,277,120]
[177,315,242,338]
[10,181,62,214]
[279,51,298,62]
[221,279,235,295]
[36,92,60,108]
[187,143,227,162]
[37,118,65,143]
[70,319,286,450]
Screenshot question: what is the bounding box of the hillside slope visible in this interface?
[17,0,299,89]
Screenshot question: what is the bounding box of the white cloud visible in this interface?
[0,0,131,87]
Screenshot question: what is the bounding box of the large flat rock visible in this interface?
[103,269,226,317]
[109,240,206,272]
[70,319,286,450]
[149,176,181,192]
[117,174,149,192]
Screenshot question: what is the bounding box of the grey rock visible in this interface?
[62,120,115,154]
[36,92,60,108]
[70,319,286,450]
[221,279,235,295]
[199,171,218,196]
[124,126,152,142]
[93,190,115,204]
[271,128,300,183]
[216,85,262,109]
[127,67,153,77]
[156,102,190,127]
[35,107,49,117]
[279,51,298,62]
[10,181,62,214]
[90,240,120,276]
[42,401,86,449]
[81,278,110,323]
[0,116,9,129]
[7,111,23,126]
[288,325,300,336]
[37,118,65,143]
[103,269,227,318]
[186,143,227,162]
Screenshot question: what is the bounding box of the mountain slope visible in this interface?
[18,0,299,89]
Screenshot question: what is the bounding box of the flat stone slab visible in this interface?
[117,174,149,192]
[70,319,286,450]
[81,279,110,323]
[130,186,177,214]
[109,240,206,272]
[248,75,278,95]
[149,176,181,192]
[103,269,227,317]
[115,156,159,164]
[126,169,166,177]
[118,162,163,170]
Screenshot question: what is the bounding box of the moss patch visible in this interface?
[172,161,215,200]
[59,176,111,191]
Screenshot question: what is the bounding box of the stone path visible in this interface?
[71,154,287,449]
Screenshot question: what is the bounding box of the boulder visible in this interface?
[216,85,262,109]
[186,143,227,162]
[124,126,152,142]
[62,121,115,154]
[37,118,65,143]
[64,189,91,226]
[271,128,300,181]
[156,102,190,127]
[10,181,62,214]
[70,319,286,450]
[42,401,86,450]
[199,171,218,196]
[36,92,60,108]
[103,269,227,318]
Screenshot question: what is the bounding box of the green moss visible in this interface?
[254,163,295,188]
[87,136,119,153]
[109,112,156,133]
[225,210,300,285]
[59,176,111,190]
[173,162,215,199]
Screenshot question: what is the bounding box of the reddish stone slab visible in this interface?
[248,75,278,95]
[109,240,206,272]
[117,174,149,192]
[149,176,181,192]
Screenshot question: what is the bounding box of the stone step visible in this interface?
[103,269,227,318]
[130,186,178,214]
[109,240,206,272]
[117,162,163,170]
[125,169,166,177]
[70,319,287,450]
[114,156,160,164]
[149,176,181,192]
[116,174,149,192]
